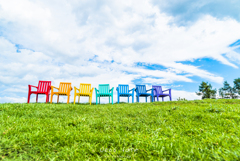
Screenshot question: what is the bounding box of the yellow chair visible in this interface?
[74,83,94,105]
[50,82,73,104]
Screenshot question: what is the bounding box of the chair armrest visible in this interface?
[74,87,80,91]
[135,88,139,94]
[52,86,59,90]
[90,88,94,93]
[29,85,38,89]
[51,86,59,92]
[95,88,99,93]
[162,89,171,92]
[129,88,135,92]
[109,87,114,92]
[146,88,154,92]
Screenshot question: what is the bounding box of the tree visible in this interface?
[219,81,237,99]
[233,78,240,95]
[196,81,216,99]
[218,88,224,99]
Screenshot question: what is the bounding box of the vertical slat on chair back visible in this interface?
[99,84,109,94]
[152,85,162,95]
[59,82,71,93]
[80,84,91,93]
[136,85,146,94]
[119,84,129,94]
[37,81,51,93]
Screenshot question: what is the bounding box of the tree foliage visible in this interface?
[219,81,237,99]
[196,81,216,99]
[234,78,240,95]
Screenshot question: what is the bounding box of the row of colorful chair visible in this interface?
[27,81,172,104]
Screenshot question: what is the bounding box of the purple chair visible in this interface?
[152,85,172,101]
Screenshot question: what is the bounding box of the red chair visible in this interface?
[27,81,51,103]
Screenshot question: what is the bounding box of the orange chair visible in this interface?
[50,82,72,104]
[74,83,94,105]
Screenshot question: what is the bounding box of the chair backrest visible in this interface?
[152,85,162,95]
[99,84,110,94]
[136,85,146,94]
[118,84,129,94]
[37,81,51,93]
[59,82,72,93]
[79,83,91,93]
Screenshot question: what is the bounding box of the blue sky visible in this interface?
[0,0,240,103]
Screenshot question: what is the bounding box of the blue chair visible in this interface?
[135,85,154,102]
[116,84,135,103]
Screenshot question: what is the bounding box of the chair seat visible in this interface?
[52,92,69,95]
[154,94,170,96]
[139,93,152,96]
[99,93,111,96]
[119,93,132,96]
[76,93,91,96]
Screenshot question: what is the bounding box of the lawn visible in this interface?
[0,99,240,160]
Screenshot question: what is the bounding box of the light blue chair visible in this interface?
[116,84,135,103]
[95,84,114,105]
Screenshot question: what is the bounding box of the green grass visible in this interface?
[1,99,240,160]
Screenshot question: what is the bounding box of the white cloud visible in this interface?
[172,90,201,101]
[0,96,26,103]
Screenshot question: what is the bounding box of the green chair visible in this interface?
[95,84,114,104]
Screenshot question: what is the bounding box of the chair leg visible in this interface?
[170,96,172,101]
[78,96,80,103]
[109,96,110,104]
[74,94,76,105]
[89,96,91,105]
[36,94,38,103]
[145,97,147,102]
[46,94,48,103]
[117,96,119,104]
[99,97,100,104]
[128,96,129,103]
[67,95,70,104]
[57,95,59,103]
[27,93,31,103]
[112,95,113,104]
[162,97,164,102]
[50,94,53,103]
[132,95,134,103]
[157,96,159,101]
[96,95,98,105]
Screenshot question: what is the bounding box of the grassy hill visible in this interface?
[1,99,240,160]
